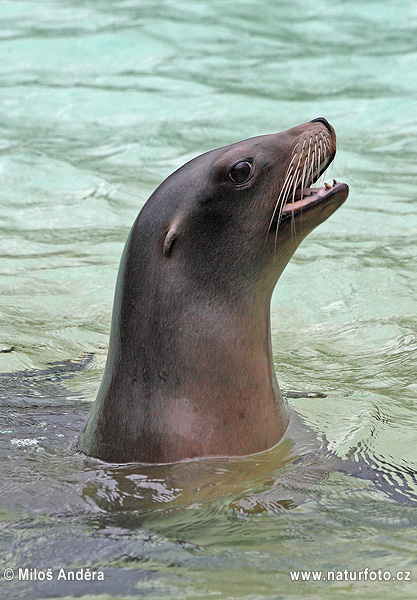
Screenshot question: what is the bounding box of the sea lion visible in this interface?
[77,117,349,463]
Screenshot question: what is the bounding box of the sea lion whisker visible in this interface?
[321,142,329,183]
[318,137,328,181]
[308,144,316,188]
[304,136,313,188]
[273,164,301,247]
[272,169,298,248]
[288,160,304,243]
[281,155,300,201]
[320,137,328,164]
[324,135,332,152]
[317,143,321,183]
[291,141,300,157]
[266,161,297,240]
[315,135,321,182]
[300,148,309,200]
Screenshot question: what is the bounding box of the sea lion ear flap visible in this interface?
[163,220,181,257]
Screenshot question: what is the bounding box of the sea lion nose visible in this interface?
[310,117,333,134]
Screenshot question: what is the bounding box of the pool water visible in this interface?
[1,1,417,598]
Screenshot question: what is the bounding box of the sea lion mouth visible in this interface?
[281,179,349,219]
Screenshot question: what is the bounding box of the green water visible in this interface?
[1,0,417,598]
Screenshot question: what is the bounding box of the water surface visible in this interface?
[1,1,417,598]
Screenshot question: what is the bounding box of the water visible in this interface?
[1,0,417,598]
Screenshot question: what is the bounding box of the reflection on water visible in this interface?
[1,0,417,598]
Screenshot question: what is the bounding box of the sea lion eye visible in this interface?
[228,161,253,184]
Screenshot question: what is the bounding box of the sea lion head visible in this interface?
[153,117,348,299]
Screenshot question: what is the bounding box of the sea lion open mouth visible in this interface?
[282,179,349,219]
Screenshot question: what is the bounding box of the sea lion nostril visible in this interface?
[311,117,332,134]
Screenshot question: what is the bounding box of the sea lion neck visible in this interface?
[80,221,288,464]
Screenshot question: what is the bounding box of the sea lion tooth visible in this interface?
[324,182,331,190]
